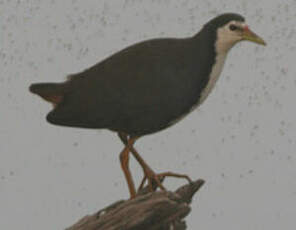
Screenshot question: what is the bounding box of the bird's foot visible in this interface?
[138,169,193,192]
[138,167,167,193]
[157,171,193,184]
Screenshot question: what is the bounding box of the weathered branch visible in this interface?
[66,179,205,230]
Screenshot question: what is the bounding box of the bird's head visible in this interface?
[204,13,266,53]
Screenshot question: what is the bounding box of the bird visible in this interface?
[30,13,266,199]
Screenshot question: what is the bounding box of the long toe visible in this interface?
[140,168,167,193]
[157,171,193,184]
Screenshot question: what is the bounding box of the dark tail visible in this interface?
[29,83,66,105]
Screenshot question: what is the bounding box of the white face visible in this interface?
[215,20,247,53]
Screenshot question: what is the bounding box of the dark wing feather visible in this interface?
[48,35,215,135]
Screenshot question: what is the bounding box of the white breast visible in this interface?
[168,53,226,126]
[198,52,226,105]
[168,23,239,126]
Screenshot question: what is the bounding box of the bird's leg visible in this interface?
[118,133,136,199]
[118,134,166,192]
[119,134,191,194]
[125,137,166,193]
[138,175,148,191]
[118,132,128,145]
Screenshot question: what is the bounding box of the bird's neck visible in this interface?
[191,29,229,105]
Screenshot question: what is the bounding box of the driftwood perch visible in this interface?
[66,179,205,230]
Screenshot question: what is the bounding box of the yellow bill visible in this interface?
[242,26,266,46]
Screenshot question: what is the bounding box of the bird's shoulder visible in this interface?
[66,37,193,82]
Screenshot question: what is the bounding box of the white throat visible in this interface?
[198,44,227,105]
[198,24,240,104]
[215,21,242,53]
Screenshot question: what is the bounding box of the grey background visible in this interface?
[0,0,295,229]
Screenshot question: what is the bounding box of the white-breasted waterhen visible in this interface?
[30,13,266,199]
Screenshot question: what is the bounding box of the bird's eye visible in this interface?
[229,25,238,31]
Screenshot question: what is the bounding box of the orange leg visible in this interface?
[119,133,192,195]
[119,135,136,199]
[126,141,166,192]
[128,144,193,191]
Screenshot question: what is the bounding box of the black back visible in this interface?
[46,13,244,136]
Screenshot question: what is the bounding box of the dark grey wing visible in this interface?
[47,37,211,134]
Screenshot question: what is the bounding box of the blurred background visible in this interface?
[0,0,295,229]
